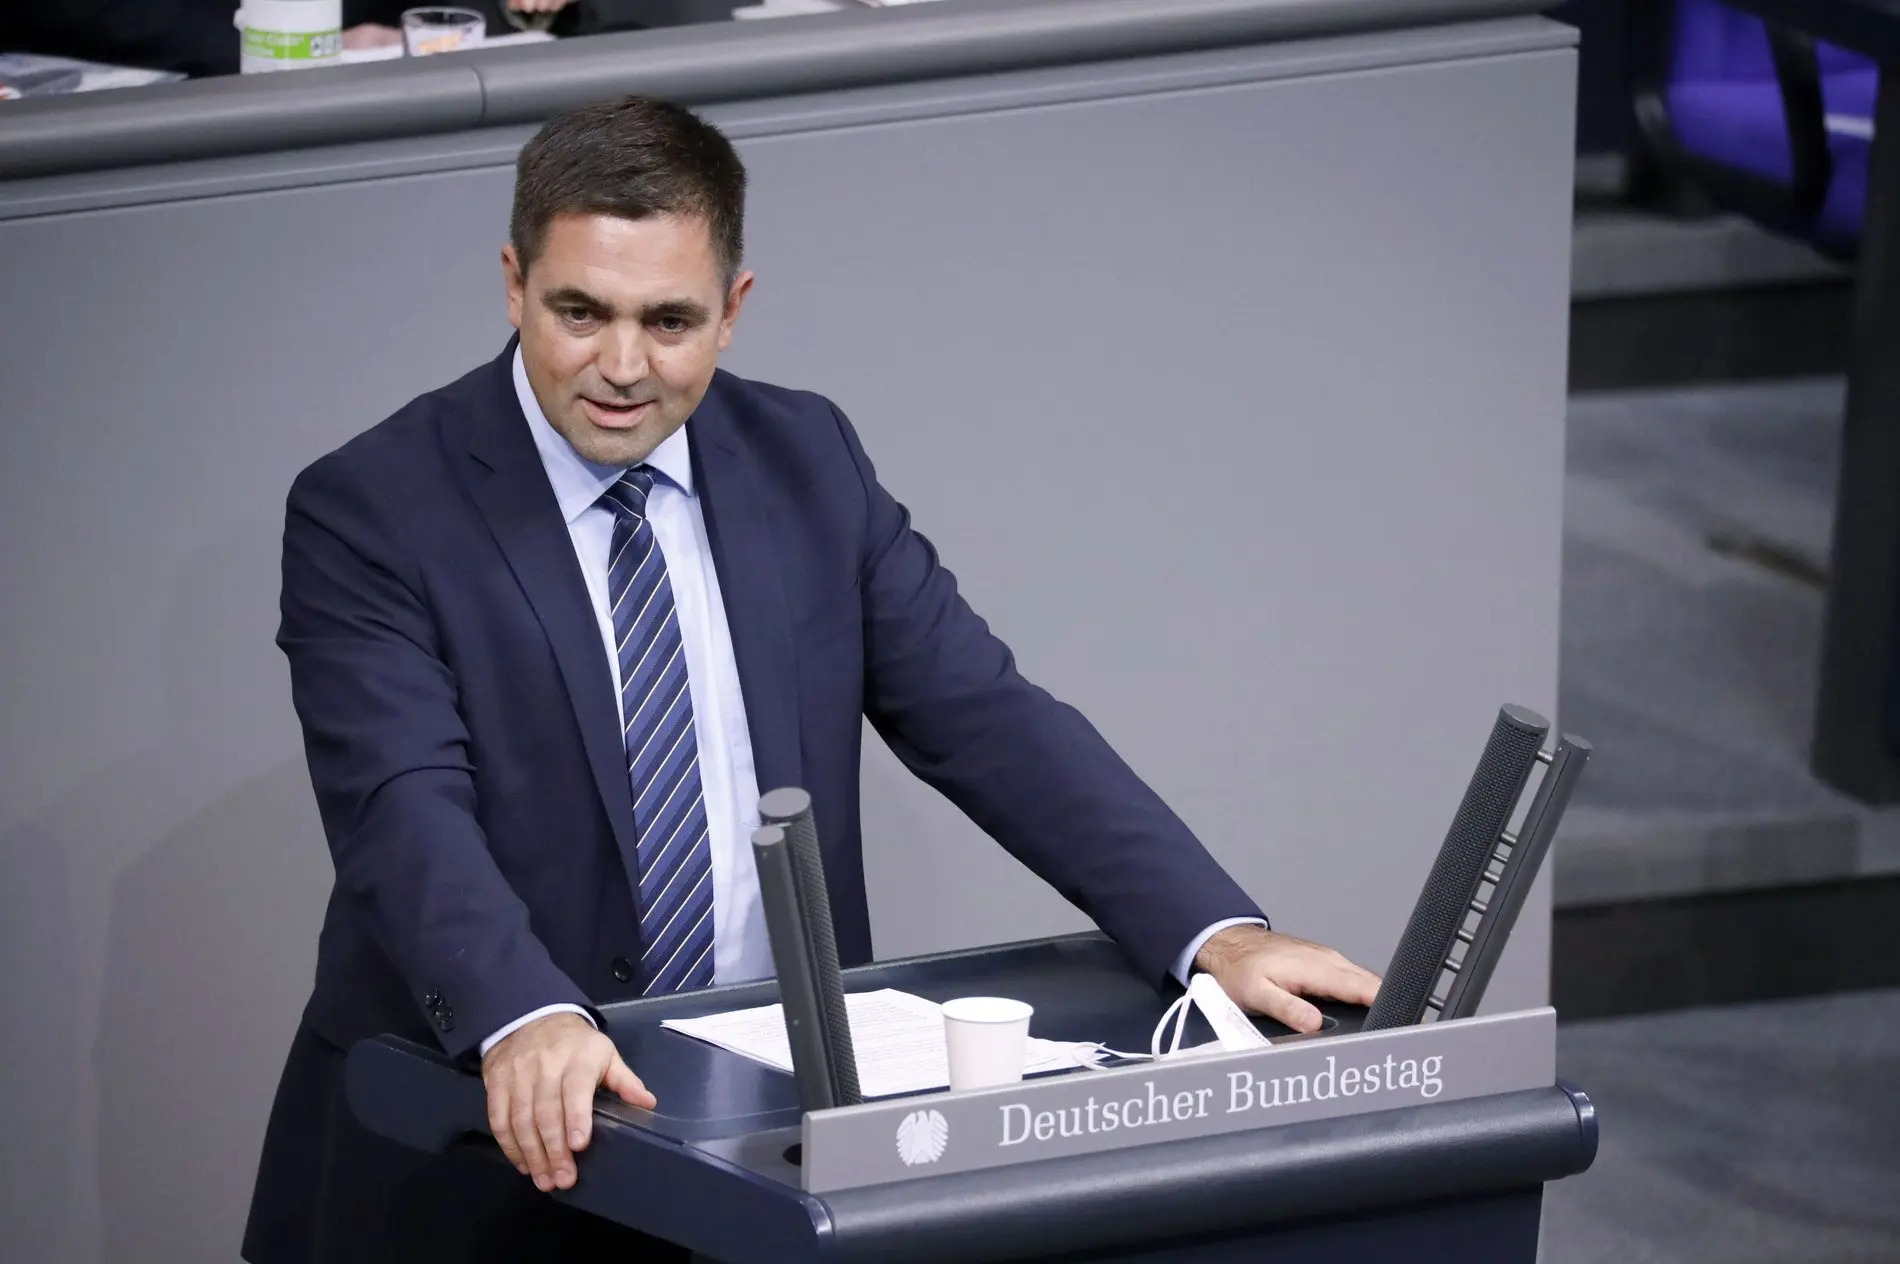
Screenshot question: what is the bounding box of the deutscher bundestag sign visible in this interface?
[801,1007,1555,1193]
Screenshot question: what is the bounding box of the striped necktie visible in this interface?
[601,468,714,995]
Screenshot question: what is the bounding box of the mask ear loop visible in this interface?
[1153,992,1193,1059]
[1066,992,1197,1069]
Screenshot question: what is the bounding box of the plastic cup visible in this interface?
[401,7,485,57]
[942,996,1033,1091]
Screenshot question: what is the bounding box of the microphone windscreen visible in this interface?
[760,787,861,1104]
[1362,705,1547,1031]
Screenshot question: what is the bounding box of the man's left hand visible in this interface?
[1194,924,1380,1034]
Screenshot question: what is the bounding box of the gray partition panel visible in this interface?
[469,0,1552,123]
[0,59,487,180]
[0,0,1558,179]
[0,16,1576,1264]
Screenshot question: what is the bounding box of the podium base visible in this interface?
[681,1186,1537,1263]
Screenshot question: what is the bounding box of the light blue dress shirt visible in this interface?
[483,349,1258,1054]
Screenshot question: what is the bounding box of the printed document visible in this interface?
[660,988,1093,1098]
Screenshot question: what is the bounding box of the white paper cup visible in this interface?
[942,996,1033,1091]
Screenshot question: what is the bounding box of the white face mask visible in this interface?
[1066,973,1271,1070]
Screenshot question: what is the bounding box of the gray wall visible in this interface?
[0,21,1575,1263]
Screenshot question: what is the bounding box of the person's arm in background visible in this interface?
[501,0,580,20]
[6,0,243,77]
[279,449,649,1195]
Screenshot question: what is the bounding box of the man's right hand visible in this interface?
[481,1011,656,1192]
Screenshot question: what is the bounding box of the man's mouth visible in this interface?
[582,397,653,429]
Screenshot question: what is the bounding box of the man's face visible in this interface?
[503,211,751,467]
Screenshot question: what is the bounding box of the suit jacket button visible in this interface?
[611,957,634,984]
[423,992,443,1009]
[436,1012,456,1033]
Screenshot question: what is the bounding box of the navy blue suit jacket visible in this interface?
[279,341,1263,1063]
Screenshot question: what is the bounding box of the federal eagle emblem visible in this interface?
[895,1108,949,1166]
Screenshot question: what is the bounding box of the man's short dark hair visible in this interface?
[510,96,747,284]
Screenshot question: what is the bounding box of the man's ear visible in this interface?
[717,271,755,353]
[502,244,526,331]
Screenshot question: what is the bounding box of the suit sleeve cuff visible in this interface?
[1171,917,1270,986]
[479,1003,597,1058]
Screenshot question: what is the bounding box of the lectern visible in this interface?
[348,708,1598,1260]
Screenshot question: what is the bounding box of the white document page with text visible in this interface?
[660,988,1093,1098]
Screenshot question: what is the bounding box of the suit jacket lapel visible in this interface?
[458,346,643,876]
[689,380,804,797]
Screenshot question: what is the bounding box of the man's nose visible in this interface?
[597,326,649,389]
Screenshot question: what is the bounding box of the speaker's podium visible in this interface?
[347,707,1600,1262]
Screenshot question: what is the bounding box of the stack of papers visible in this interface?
[733,0,946,19]
[0,52,182,95]
[340,30,555,64]
[733,0,852,16]
[661,988,1096,1098]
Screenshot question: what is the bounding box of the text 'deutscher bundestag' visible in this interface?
[801,1007,1556,1192]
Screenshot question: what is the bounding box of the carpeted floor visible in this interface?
[1547,376,1900,1259]
[1554,378,1900,908]
[1541,988,1900,1263]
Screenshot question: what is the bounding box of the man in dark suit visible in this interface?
[242,95,1380,1264]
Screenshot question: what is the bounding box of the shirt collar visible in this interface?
[512,345,695,527]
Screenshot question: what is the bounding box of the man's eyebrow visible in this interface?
[638,299,713,324]
[541,286,611,313]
